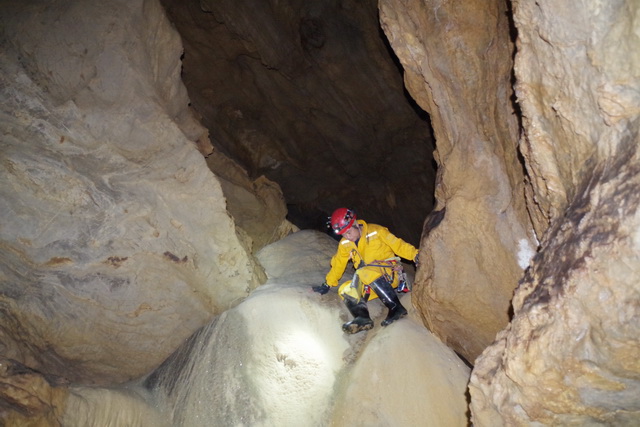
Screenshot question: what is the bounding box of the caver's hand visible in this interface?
[312,282,330,295]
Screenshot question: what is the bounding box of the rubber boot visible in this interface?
[370,277,408,326]
[342,298,374,334]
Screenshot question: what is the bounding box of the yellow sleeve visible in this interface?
[325,241,350,287]
[380,227,419,261]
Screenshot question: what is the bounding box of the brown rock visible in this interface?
[0,357,68,426]
[206,150,297,253]
[513,0,640,236]
[471,135,640,425]
[470,0,640,424]
[379,0,535,363]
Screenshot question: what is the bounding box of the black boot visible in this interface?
[342,297,374,334]
[370,277,408,327]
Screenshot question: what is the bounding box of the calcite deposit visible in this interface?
[145,231,470,427]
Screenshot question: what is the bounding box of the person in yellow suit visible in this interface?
[312,208,419,334]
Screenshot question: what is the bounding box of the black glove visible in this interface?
[414,255,420,268]
[312,282,331,295]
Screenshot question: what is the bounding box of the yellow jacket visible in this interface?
[325,220,419,287]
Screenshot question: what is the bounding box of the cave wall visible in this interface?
[379,0,535,363]
[379,0,639,423]
[0,0,267,385]
[470,0,640,424]
[160,0,436,245]
[514,0,640,236]
[206,149,298,253]
[1,0,638,424]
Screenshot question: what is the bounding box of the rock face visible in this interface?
[379,0,535,363]
[469,0,640,424]
[206,151,298,253]
[0,0,265,385]
[471,137,640,424]
[513,0,640,236]
[159,0,436,246]
[0,357,69,425]
[144,230,470,427]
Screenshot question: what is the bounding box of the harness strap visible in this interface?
[359,256,401,269]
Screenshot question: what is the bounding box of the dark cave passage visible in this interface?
[161,0,436,246]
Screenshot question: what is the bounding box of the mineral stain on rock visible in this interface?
[45,257,73,266]
[105,256,128,268]
[164,251,188,263]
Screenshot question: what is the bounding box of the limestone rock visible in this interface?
[0,0,264,385]
[63,386,167,427]
[513,0,640,237]
[379,0,535,362]
[470,0,640,424]
[470,133,640,425]
[331,319,470,426]
[206,150,297,253]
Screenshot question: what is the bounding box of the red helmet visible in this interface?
[330,208,356,235]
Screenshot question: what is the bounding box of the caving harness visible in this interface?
[349,254,411,297]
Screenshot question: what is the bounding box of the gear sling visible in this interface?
[339,256,408,302]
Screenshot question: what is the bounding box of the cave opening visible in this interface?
[160,0,437,246]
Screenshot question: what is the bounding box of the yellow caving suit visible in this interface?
[325,220,419,302]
